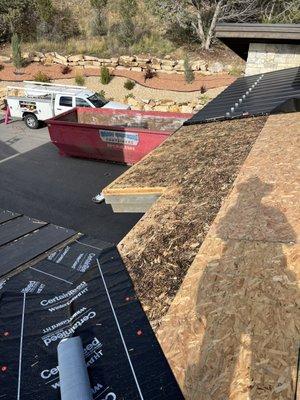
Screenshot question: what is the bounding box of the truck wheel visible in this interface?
[24,114,39,129]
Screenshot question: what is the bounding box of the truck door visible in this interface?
[76,97,92,108]
[55,95,74,115]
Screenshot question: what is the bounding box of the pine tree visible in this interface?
[11,33,22,72]
[184,56,195,84]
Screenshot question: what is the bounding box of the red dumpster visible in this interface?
[46,108,192,165]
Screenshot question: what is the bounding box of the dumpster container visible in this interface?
[47,107,192,165]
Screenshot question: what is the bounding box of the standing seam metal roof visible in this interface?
[184,66,300,126]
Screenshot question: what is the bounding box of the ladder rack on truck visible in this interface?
[5,81,130,129]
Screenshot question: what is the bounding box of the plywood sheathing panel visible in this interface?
[157,112,300,400]
[114,117,267,327]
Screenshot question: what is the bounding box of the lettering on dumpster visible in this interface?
[99,130,139,146]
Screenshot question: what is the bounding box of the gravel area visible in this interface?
[0,75,226,105]
[53,76,226,104]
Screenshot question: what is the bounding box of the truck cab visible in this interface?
[54,91,129,115]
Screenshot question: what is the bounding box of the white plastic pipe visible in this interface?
[58,337,93,400]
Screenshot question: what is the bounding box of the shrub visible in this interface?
[124,79,135,90]
[125,93,134,99]
[36,3,80,42]
[131,33,175,57]
[100,66,111,85]
[96,90,106,99]
[11,33,23,70]
[75,74,85,86]
[144,67,156,82]
[61,65,72,75]
[33,71,51,82]
[111,0,137,48]
[1,0,37,41]
[90,0,108,36]
[200,85,207,94]
[0,64,4,71]
[184,56,195,84]
[228,66,244,77]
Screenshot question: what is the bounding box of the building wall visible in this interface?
[245,43,300,76]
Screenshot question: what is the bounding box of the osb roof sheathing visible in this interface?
[110,117,267,327]
[157,112,300,400]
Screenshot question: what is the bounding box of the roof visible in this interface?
[216,23,300,59]
[184,66,300,125]
[0,209,77,278]
[158,112,300,399]
[0,209,183,399]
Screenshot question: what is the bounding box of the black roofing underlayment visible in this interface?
[184,66,300,126]
[0,209,183,400]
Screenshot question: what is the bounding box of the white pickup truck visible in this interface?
[6,81,130,129]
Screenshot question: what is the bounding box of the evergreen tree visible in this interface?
[184,56,195,84]
[11,32,22,72]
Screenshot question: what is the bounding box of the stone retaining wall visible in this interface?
[245,43,300,76]
[0,52,237,75]
[122,93,216,114]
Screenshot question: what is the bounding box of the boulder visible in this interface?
[151,63,161,70]
[53,57,68,65]
[43,56,55,66]
[201,70,213,76]
[68,61,79,66]
[98,58,114,65]
[127,97,141,108]
[160,99,175,106]
[161,64,175,72]
[144,104,154,111]
[119,55,136,66]
[131,67,142,72]
[92,61,101,67]
[174,64,185,72]
[153,104,171,112]
[168,105,181,113]
[34,51,45,58]
[161,59,177,67]
[84,55,99,61]
[54,53,68,63]
[181,105,194,113]
[0,55,11,63]
[136,56,151,64]
[22,52,34,60]
[115,66,127,71]
[208,61,224,73]
[68,54,83,62]
[191,61,202,71]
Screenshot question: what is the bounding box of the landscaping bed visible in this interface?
[111,117,267,330]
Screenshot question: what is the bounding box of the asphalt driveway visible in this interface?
[0,120,142,243]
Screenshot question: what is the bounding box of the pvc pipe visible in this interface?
[58,337,93,400]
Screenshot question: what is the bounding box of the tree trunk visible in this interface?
[204,0,223,50]
[193,9,205,45]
